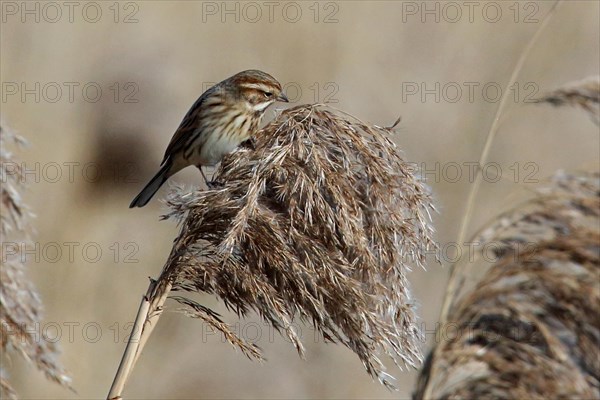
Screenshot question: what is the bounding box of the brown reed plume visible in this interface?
[415,171,600,399]
[535,76,600,124]
[108,104,437,398]
[0,125,71,398]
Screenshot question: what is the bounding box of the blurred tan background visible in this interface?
[1,1,599,398]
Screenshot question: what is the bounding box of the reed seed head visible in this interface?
[159,104,437,388]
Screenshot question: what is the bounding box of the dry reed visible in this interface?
[535,76,600,124]
[0,124,71,398]
[445,0,561,323]
[415,171,600,399]
[417,67,599,399]
[108,104,437,398]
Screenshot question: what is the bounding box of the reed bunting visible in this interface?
[130,69,288,208]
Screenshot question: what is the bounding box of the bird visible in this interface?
[129,69,288,208]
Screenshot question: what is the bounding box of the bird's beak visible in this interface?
[277,93,289,103]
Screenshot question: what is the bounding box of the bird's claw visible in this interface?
[206,180,224,189]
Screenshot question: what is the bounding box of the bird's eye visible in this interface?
[264,92,273,98]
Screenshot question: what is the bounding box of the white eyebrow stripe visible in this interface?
[242,83,269,91]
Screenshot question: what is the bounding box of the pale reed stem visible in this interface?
[107,279,172,400]
[425,5,562,400]
[439,0,561,324]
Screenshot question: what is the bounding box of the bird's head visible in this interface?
[228,70,289,113]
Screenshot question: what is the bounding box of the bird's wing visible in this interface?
[160,90,209,165]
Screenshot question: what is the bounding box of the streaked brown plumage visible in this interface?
[130,70,288,208]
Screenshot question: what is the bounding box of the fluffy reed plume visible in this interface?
[0,125,71,398]
[109,104,436,398]
[414,171,600,399]
[535,76,600,124]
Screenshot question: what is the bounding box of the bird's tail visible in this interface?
[129,163,171,208]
